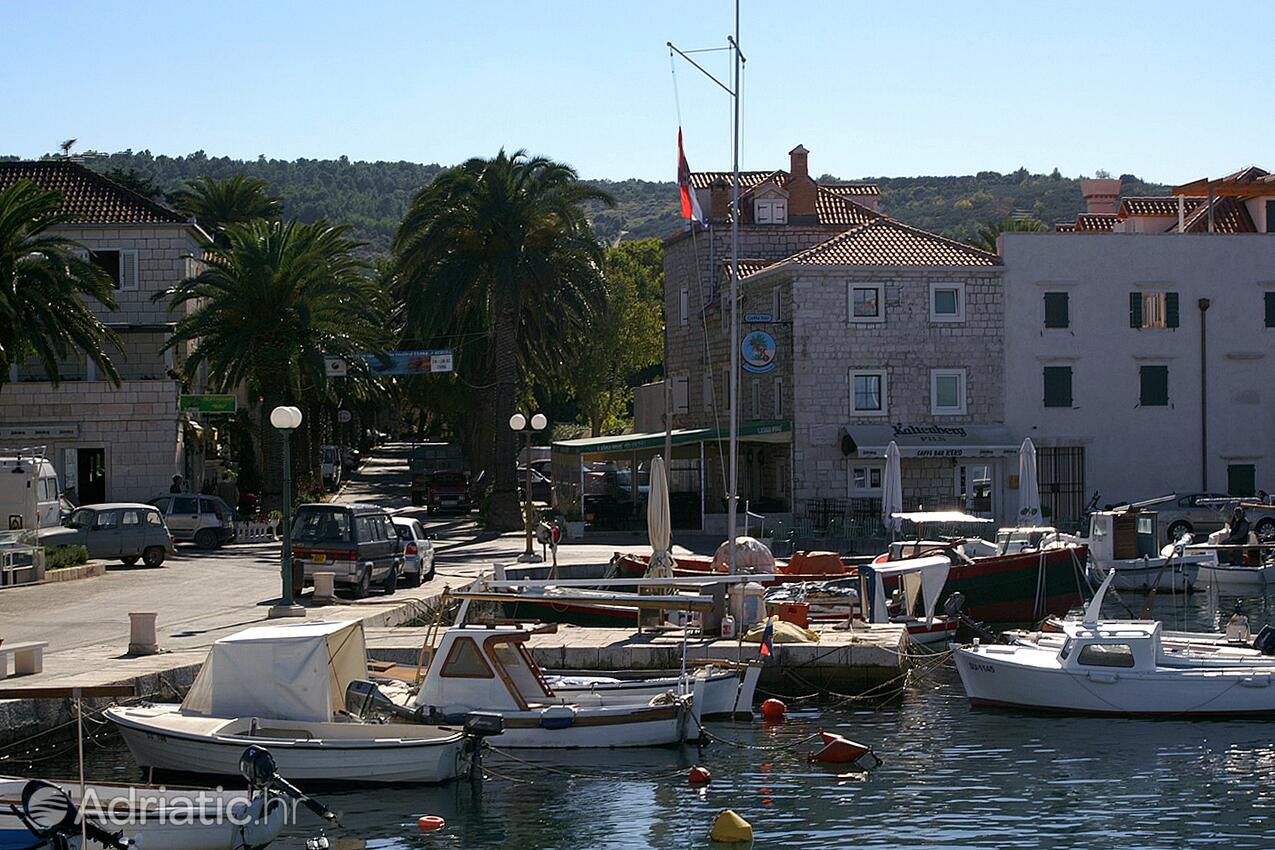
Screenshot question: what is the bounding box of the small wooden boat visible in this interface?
[406,623,703,747]
[859,555,960,646]
[106,621,473,784]
[544,663,761,718]
[954,572,1275,716]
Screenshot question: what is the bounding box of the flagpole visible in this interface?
[727,0,741,575]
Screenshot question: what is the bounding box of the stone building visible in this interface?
[654,145,1011,533]
[0,160,211,503]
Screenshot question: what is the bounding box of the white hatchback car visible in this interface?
[390,515,435,587]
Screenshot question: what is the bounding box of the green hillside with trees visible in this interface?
[2,150,1171,251]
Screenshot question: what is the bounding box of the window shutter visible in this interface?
[1139,365,1169,406]
[119,250,139,291]
[1129,292,1143,328]
[1043,366,1072,408]
[1044,292,1069,328]
[1165,292,1179,328]
[1266,292,1275,329]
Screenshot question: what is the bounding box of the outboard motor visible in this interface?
[943,592,966,619]
[462,712,505,781]
[1253,624,1275,655]
[239,745,339,826]
[13,779,129,850]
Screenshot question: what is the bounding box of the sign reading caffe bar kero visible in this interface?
[847,423,1019,458]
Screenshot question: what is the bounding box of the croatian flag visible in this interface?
[759,615,777,658]
[677,128,705,223]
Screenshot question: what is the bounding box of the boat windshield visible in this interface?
[1076,642,1136,669]
[1058,638,1073,660]
[488,637,552,701]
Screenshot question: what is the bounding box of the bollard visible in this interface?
[312,571,336,605]
[128,612,159,656]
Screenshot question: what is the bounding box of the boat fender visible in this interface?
[539,705,577,730]
[418,815,446,832]
[709,809,753,842]
[808,730,881,766]
[688,766,712,785]
[760,698,786,721]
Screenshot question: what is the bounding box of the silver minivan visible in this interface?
[292,503,401,598]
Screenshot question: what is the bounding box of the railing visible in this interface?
[232,519,280,542]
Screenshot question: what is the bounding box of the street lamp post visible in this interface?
[510,412,547,563]
[268,405,305,619]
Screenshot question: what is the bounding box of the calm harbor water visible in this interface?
[19,585,1275,849]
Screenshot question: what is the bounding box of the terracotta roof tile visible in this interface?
[1074,213,1117,232]
[1119,196,1206,218]
[1181,195,1257,233]
[1219,165,1271,184]
[0,160,187,225]
[688,170,780,190]
[721,258,776,278]
[753,218,1000,271]
[1054,222,1076,232]
[814,187,880,226]
[816,183,881,198]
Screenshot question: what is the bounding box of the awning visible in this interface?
[847,424,1020,459]
[553,419,791,460]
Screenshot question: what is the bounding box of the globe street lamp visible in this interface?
[268,405,305,619]
[510,412,547,563]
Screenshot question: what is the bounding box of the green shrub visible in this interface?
[46,544,89,570]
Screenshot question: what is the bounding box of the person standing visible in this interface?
[170,474,184,494]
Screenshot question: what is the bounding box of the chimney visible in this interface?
[1080,178,1121,215]
[787,144,817,220]
[710,177,730,223]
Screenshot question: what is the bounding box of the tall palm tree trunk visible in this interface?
[486,288,522,530]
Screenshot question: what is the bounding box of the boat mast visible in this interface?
[727,0,742,574]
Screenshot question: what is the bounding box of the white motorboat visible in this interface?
[406,624,703,747]
[954,572,1275,716]
[1074,509,1211,592]
[544,663,761,718]
[106,621,474,784]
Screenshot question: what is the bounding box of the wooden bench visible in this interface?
[0,641,48,679]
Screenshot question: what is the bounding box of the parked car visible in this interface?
[321,445,342,491]
[45,503,174,567]
[517,467,552,503]
[1153,493,1234,542]
[409,442,464,505]
[390,515,435,586]
[427,471,473,514]
[291,502,402,598]
[0,452,61,532]
[148,494,236,549]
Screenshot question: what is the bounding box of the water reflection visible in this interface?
[19,583,1275,849]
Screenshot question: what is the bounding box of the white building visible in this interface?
[0,161,211,503]
[1002,167,1275,528]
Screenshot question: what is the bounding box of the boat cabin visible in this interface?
[1055,621,1162,673]
[1086,510,1159,563]
[413,625,556,713]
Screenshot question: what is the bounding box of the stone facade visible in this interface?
[0,223,207,503]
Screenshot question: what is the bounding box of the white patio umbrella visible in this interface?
[1017,437,1042,526]
[882,441,903,537]
[644,455,676,579]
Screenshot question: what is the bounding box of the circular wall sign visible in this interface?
[741,331,777,374]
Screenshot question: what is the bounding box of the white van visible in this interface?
[0,450,61,535]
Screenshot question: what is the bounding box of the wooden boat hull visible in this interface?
[941,546,1087,624]
[954,645,1275,715]
[1196,560,1275,588]
[1103,556,1204,592]
[106,706,468,785]
[0,777,284,850]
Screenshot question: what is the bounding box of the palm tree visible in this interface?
[973,216,1046,253]
[160,218,387,507]
[169,175,283,245]
[394,150,613,530]
[0,180,120,388]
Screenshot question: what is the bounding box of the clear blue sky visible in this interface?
[5,1,1269,184]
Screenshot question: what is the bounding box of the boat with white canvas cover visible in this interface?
[953,571,1275,716]
[106,621,475,784]
[858,555,959,645]
[405,623,703,747]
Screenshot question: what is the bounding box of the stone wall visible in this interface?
[62,224,204,325]
[0,380,183,503]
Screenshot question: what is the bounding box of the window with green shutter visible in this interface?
[1131,292,1178,329]
[1228,464,1256,498]
[1139,365,1169,406]
[1129,292,1142,328]
[1044,292,1069,328]
[1043,366,1072,408]
[1265,292,1275,328]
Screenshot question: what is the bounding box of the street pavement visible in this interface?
[0,443,712,677]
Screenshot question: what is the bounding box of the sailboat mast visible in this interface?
[727,0,741,573]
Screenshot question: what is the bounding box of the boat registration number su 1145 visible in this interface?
[967,662,996,674]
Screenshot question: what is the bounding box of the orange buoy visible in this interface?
[688,765,712,785]
[808,730,879,765]
[417,815,446,832]
[760,698,786,720]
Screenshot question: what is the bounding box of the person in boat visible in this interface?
[1224,507,1251,564]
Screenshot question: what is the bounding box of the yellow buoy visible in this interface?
[710,809,753,842]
